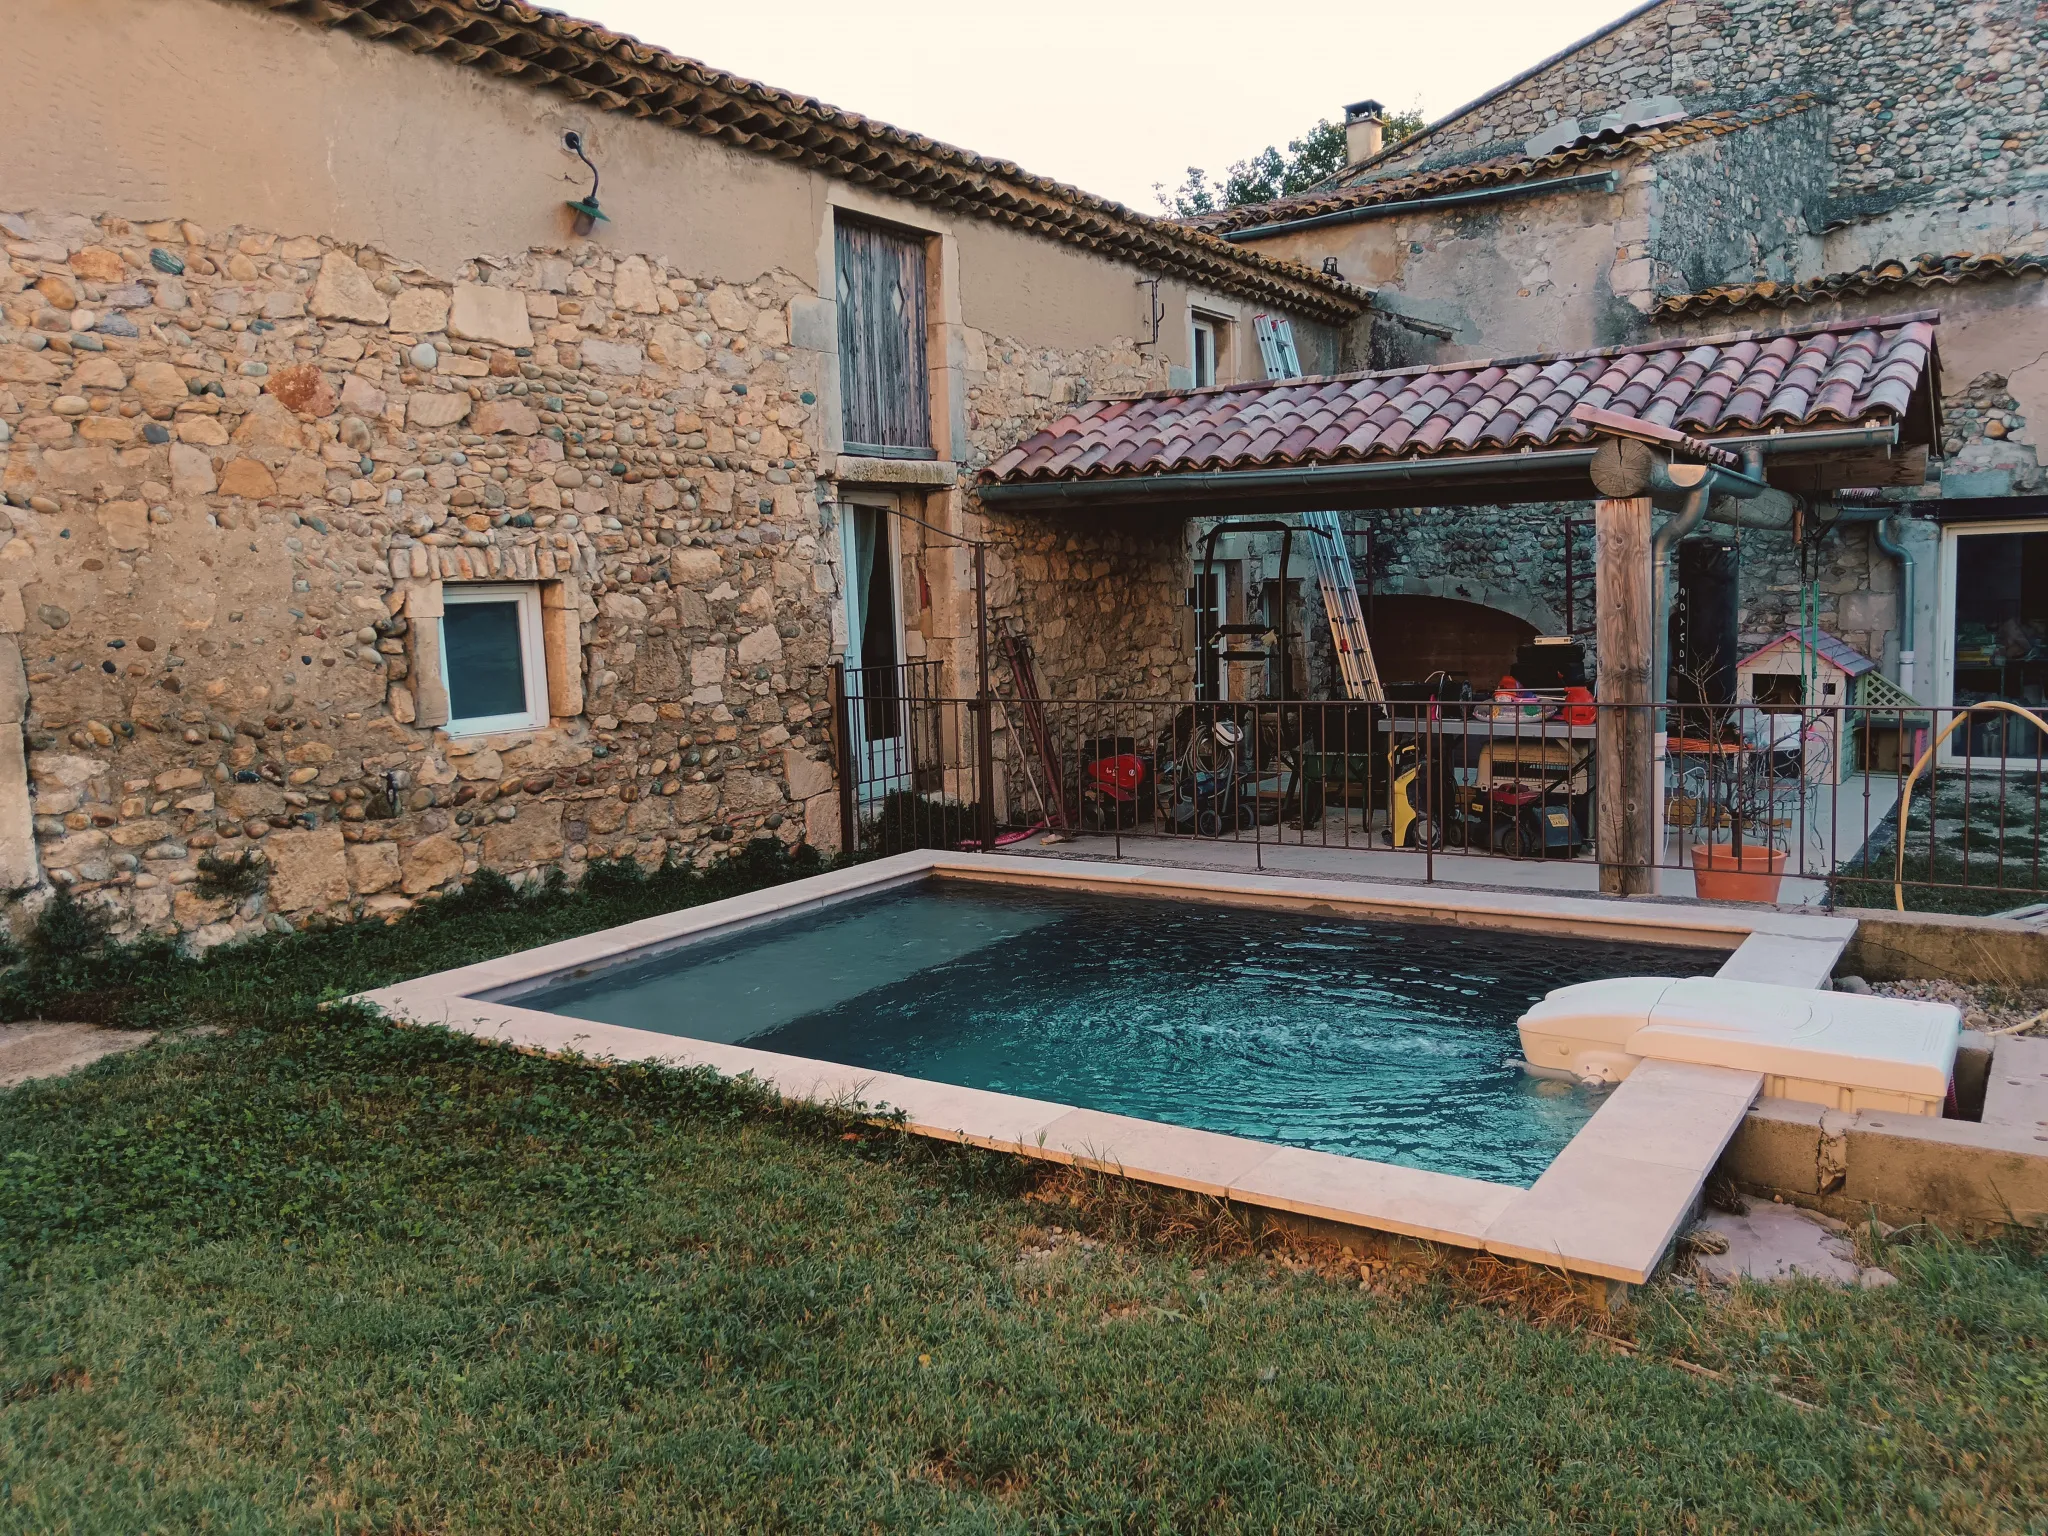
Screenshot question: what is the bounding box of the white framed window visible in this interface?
[1191,315,1220,388]
[440,583,549,736]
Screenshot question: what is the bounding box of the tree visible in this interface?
[1158,106,1427,217]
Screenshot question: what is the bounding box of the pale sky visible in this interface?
[574,1,1644,211]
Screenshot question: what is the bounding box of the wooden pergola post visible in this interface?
[1595,496,1656,896]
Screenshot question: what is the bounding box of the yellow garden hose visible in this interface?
[1894,700,2048,910]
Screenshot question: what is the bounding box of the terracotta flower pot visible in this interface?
[1690,841,1788,903]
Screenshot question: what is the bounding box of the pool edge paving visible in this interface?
[359,852,1850,1287]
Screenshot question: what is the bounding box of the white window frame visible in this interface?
[1934,518,2048,766]
[440,582,549,737]
[1191,314,1220,388]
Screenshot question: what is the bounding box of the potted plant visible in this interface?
[1672,667,1789,903]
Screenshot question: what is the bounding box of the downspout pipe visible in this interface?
[1647,449,1802,710]
[1826,506,1918,697]
[1650,483,1713,713]
[1874,515,1916,699]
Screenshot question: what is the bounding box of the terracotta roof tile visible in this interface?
[1655,251,2048,318]
[1180,98,1818,238]
[983,314,1940,488]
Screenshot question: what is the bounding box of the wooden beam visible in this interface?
[1595,496,1656,897]
[1768,444,1929,492]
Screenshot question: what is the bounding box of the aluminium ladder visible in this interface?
[1252,316,1385,703]
[1302,510,1385,703]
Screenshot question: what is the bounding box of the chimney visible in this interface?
[1344,99,1386,166]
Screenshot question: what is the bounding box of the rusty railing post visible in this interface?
[831,659,857,860]
[975,541,996,853]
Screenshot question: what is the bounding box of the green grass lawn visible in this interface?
[4,851,2048,1532]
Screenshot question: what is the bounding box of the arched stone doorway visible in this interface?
[1366,593,1547,691]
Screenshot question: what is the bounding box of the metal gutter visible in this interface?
[979,425,1902,509]
[1219,172,1620,242]
[978,448,1600,507]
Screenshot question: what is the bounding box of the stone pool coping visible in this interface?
[358,851,1856,1286]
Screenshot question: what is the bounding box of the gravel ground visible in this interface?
[1863,977,2048,1036]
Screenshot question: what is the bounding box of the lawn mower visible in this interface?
[1078,734,1154,831]
[1444,741,1592,856]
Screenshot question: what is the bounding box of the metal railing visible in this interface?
[827,675,2048,913]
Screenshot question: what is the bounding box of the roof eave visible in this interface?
[239,0,1370,323]
[980,423,1907,513]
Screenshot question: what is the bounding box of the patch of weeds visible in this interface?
[192,851,266,901]
[0,838,833,1031]
[867,790,976,852]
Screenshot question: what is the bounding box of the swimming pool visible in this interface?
[506,882,1721,1186]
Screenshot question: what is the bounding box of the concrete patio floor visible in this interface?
[1022,771,1905,911]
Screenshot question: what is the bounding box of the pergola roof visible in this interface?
[981,315,1942,513]
[989,315,1936,485]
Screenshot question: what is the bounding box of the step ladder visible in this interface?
[1253,317,1384,703]
[997,627,1068,830]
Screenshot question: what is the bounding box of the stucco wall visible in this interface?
[1243,180,1642,359]
[9,0,824,286]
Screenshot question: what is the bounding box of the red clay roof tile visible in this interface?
[983,314,1940,488]
[1179,98,1821,239]
[1655,252,2048,318]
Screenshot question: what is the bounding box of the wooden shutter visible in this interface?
[836,218,932,456]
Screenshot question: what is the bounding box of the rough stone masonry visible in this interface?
[0,213,845,946]
[0,204,1213,945]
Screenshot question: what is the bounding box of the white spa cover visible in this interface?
[1519,976,1961,1101]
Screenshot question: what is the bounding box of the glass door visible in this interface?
[1939,521,2048,763]
[843,500,908,794]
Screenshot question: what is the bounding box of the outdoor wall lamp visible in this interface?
[562,130,609,235]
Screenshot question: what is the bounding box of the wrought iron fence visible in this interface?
[828,671,2048,914]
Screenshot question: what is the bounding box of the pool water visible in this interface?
[512,883,1723,1186]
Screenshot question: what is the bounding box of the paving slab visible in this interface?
[1692,1203,1895,1288]
[1982,1036,2048,1135]
[1482,1061,1761,1283]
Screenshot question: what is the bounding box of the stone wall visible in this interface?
[1646,108,1828,295]
[0,203,1220,939]
[1369,0,2045,219]
[1346,503,1902,686]
[960,330,1188,702]
[0,209,846,943]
